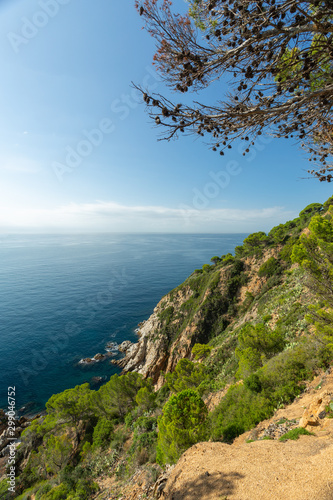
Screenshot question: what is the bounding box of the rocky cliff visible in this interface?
[113,245,293,388]
[114,285,196,387]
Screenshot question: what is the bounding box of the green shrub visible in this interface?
[258,257,282,278]
[244,373,262,393]
[242,232,269,256]
[235,245,245,258]
[236,323,286,378]
[166,359,209,395]
[129,418,158,467]
[93,372,147,419]
[257,342,318,406]
[135,385,156,414]
[110,427,129,450]
[192,343,212,360]
[323,196,333,210]
[157,390,208,465]
[299,203,323,219]
[325,402,333,418]
[43,483,70,499]
[92,417,114,449]
[222,254,235,265]
[0,479,14,500]
[210,384,273,442]
[279,427,314,441]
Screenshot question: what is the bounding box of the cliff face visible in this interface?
[114,246,283,387]
[115,285,197,386]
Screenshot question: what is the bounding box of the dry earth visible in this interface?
[95,369,333,500]
[161,369,333,500]
[162,437,333,500]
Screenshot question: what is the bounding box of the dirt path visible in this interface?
[162,370,333,500]
[162,437,333,500]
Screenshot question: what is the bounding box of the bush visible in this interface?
[93,372,147,419]
[279,427,314,441]
[135,385,156,414]
[222,253,235,265]
[243,232,269,256]
[92,417,114,449]
[299,203,323,219]
[166,359,209,395]
[258,257,282,278]
[129,419,158,467]
[257,341,318,406]
[244,373,262,393]
[236,323,286,378]
[210,384,273,442]
[192,343,212,360]
[156,390,208,465]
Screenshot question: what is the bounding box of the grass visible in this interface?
[325,402,333,418]
[279,427,314,442]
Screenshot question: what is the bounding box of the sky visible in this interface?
[0,0,331,234]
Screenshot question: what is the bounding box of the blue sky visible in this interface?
[0,0,331,233]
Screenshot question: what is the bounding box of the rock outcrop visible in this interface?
[112,285,201,385]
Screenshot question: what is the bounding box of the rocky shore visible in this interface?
[78,341,119,365]
[112,286,196,386]
[0,409,32,458]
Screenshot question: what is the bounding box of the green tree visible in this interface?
[135,0,333,179]
[236,323,286,378]
[258,257,282,278]
[156,389,208,464]
[93,372,147,419]
[46,384,93,438]
[165,358,208,394]
[292,209,333,351]
[243,232,268,255]
[41,434,72,475]
[92,418,114,449]
[135,385,156,414]
[210,256,221,265]
[192,343,212,361]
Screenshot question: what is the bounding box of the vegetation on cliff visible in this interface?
[2,197,333,499]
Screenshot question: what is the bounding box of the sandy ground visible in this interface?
[162,370,333,500]
[162,437,333,500]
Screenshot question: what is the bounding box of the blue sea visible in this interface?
[0,233,247,414]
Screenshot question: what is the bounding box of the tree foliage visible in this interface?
[135,0,333,180]
[156,389,208,464]
[165,358,208,394]
[40,434,73,475]
[236,323,286,377]
[93,372,147,419]
[46,384,93,433]
[192,342,213,360]
[292,208,333,350]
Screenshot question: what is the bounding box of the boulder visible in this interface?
[79,358,94,364]
[299,391,332,428]
[93,353,105,361]
[118,341,133,352]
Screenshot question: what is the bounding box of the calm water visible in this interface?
[0,233,247,414]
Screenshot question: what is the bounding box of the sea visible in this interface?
[0,233,247,415]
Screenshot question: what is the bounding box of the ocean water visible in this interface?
[0,233,247,414]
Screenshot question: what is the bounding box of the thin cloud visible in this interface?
[1,158,41,174]
[0,201,296,233]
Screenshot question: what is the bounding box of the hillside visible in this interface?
[161,369,333,500]
[1,197,333,500]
